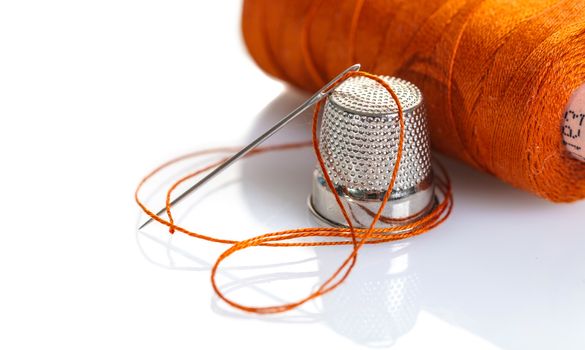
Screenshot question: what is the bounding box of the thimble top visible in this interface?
[330,76,422,116]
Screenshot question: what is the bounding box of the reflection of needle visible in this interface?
[139,64,361,230]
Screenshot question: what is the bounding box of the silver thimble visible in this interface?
[308,75,435,228]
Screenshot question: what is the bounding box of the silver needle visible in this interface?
[139,64,361,230]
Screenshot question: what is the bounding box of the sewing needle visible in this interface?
[139,64,361,230]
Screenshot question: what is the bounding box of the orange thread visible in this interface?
[242,0,585,202]
[135,71,453,314]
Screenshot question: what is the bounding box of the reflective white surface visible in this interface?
[0,1,584,349]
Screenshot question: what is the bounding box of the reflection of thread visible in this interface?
[242,0,585,202]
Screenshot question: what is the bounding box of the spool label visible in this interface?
[562,85,585,162]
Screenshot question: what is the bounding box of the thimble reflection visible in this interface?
[309,75,435,228]
[318,243,420,346]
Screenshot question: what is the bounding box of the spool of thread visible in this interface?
[241,0,585,202]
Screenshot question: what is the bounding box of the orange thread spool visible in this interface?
[241,0,585,202]
[135,72,453,314]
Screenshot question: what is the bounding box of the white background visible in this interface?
[1,1,584,349]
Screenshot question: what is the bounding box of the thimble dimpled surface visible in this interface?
[320,76,432,198]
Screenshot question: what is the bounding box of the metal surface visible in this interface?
[309,75,434,229]
[139,64,361,229]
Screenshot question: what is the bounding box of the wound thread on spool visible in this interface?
[241,0,585,202]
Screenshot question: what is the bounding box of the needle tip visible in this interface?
[138,218,153,230]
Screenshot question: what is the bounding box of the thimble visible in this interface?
[309,75,435,229]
